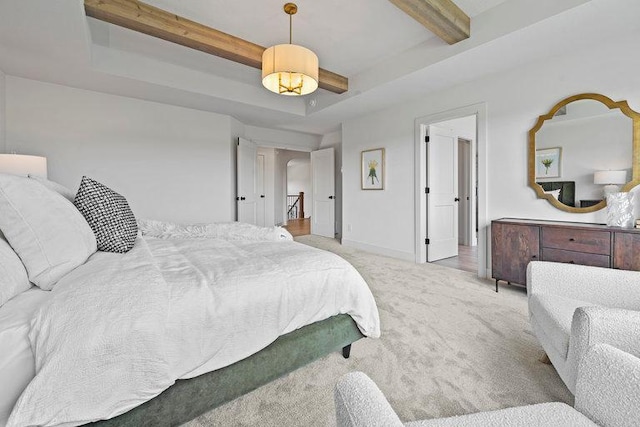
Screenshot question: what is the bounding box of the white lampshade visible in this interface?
[262,44,319,96]
[594,170,626,185]
[0,154,47,178]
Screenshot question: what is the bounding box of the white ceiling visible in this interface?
[1,0,637,136]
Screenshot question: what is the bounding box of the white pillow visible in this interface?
[0,174,97,290]
[545,189,561,200]
[0,236,30,307]
[28,174,76,203]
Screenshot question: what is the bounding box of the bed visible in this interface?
[537,181,576,207]
[0,174,380,427]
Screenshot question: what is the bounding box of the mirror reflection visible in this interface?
[529,93,640,213]
[535,99,632,208]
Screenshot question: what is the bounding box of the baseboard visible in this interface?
[341,239,415,262]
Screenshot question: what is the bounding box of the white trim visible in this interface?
[251,139,314,152]
[342,239,415,262]
[414,103,489,279]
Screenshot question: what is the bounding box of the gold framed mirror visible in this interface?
[528,93,640,213]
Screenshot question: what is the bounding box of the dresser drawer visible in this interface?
[541,227,610,255]
[541,248,610,268]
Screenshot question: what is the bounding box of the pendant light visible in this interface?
[262,3,319,96]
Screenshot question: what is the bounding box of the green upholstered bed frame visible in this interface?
[537,181,576,207]
[90,314,364,427]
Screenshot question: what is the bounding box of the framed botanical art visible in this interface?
[361,148,385,190]
[535,147,562,179]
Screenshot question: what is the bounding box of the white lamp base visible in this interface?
[603,184,621,199]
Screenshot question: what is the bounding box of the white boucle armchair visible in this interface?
[335,344,640,427]
[527,261,640,394]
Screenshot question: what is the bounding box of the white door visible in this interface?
[256,154,266,227]
[311,148,335,238]
[427,125,459,261]
[237,137,257,224]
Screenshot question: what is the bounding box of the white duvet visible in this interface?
[8,227,380,427]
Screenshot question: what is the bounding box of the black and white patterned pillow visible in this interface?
[74,176,138,253]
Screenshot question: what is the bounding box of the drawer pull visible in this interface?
[569,261,575,264]
[569,238,575,242]
[531,255,537,259]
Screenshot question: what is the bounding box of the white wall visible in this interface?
[0,69,5,153]
[245,125,320,152]
[342,35,640,268]
[6,77,236,224]
[287,160,311,199]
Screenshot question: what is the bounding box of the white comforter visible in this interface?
[8,228,379,427]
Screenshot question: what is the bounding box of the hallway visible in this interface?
[432,245,478,274]
[284,218,311,237]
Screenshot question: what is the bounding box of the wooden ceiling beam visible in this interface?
[84,0,348,94]
[388,0,470,44]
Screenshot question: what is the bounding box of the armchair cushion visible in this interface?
[575,344,640,427]
[565,306,640,392]
[529,294,596,358]
[405,403,595,427]
[335,372,403,427]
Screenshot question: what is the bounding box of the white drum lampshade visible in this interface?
[262,44,319,96]
[594,170,627,198]
[0,154,48,178]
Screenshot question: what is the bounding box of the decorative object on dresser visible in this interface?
[491,218,640,292]
[604,192,635,228]
[528,93,640,214]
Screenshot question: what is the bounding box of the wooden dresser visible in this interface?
[491,218,640,292]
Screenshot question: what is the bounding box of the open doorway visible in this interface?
[426,116,478,273]
[285,157,311,236]
[415,103,487,278]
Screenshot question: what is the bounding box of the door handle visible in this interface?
[328,196,334,199]
[260,195,265,198]
[454,197,460,202]
[240,196,246,201]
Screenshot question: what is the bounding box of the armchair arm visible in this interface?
[565,307,640,392]
[575,344,640,427]
[527,261,640,308]
[335,372,403,427]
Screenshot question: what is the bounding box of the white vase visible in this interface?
[605,192,635,228]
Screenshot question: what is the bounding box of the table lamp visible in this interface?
[594,170,626,198]
[0,154,48,178]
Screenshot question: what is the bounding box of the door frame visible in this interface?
[414,103,488,278]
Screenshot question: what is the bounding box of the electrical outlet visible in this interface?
[347,224,352,232]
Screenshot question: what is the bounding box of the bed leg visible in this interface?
[342,344,352,359]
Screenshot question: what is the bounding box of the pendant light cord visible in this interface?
[289,13,292,44]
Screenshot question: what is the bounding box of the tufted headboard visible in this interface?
[537,181,575,207]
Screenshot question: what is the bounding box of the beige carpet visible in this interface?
[186,236,571,427]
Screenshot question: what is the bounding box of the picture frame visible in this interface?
[361,148,385,190]
[535,147,562,179]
